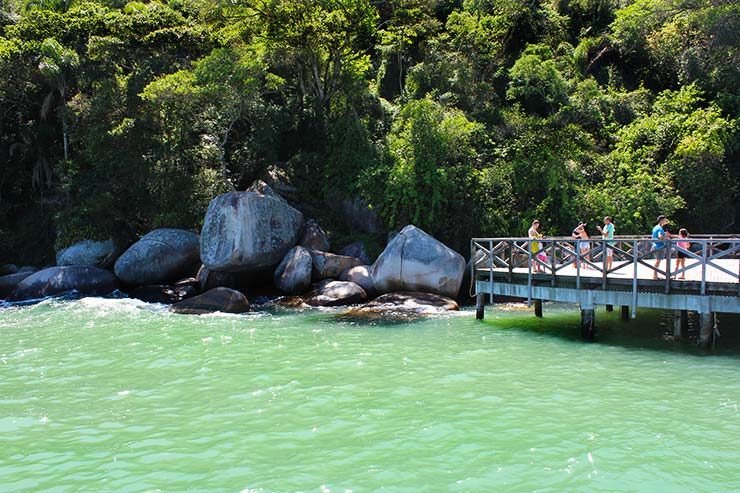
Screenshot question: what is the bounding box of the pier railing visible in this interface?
[471,235,740,309]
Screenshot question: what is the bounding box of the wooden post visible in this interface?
[534,299,543,318]
[580,307,595,340]
[476,292,485,320]
[673,310,689,340]
[620,305,629,321]
[605,304,613,312]
[698,312,714,348]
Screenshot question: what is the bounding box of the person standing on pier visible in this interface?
[651,215,673,279]
[572,222,590,269]
[597,216,615,271]
[528,219,544,273]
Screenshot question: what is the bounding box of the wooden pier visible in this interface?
[471,236,740,347]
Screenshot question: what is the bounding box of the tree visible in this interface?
[38,36,78,161]
[383,97,484,248]
[507,45,569,116]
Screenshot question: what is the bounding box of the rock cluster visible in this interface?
[2,182,465,317]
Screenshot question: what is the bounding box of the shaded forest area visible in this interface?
[1,0,738,264]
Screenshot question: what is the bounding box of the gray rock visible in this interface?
[298,219,330,252]
[338,265,376,297]
[339,242,372,265]
[170,287,250,315]
[129,284,197,304]
[56,238,120,268]
[8,266,119,301]
[200,184,304,272]
[0,264,18,276]
[274,246,313,294]
[304,279,367,307]
[17,266,38,273]
[0,271,34,298]
[342,291,459,321]
[196,265,239,291]
[246,179,287,202]
[311,251,363,280]
[370,225,465,298]
[114,229,200,286]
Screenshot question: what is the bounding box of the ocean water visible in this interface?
[1,298,739,492]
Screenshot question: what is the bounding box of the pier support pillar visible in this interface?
[605,304,613,312]
[534,299,543,318]
[580,307,595,340]
[673,310,689,341]
[698,312,715,349]
[620,306,629,321]
[476,293,485,320]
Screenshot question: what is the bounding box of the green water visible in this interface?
[1,298,739,492]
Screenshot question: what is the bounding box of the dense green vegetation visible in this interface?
[1,0,738,263]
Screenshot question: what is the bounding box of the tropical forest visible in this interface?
[1,0,738,264]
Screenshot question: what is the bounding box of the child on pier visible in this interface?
[674,228,690,280]
[572,222,590,269]
[528,219,544,273]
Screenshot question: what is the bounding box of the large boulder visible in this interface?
[342,291,459,321]
[0,264,18,276]
[339,265,376,297]
[304,280,367,307]
[370,225,465,298]
[200,183,304,272]
[274,246,313,294]
[311,251,363,280]
[8,266,119,301]
[339,242,372,265]
[298,219,330,252]
[56,238,120,268]
[114,229,200,286]
[170,287,250,315]
[0,271,34,299]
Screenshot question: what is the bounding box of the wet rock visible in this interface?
[196,265,239,291]
[200,183,304,272]
[174,277,200,289]
[56,238,120,269]
[0,271,34,299]
[129,284,197,304]
[114,229,200,286]
[304,279,367,307]
[311,251,363,280]
[298,219,330,252]
[170,287,250,315]
[339,242,372,265]
[338,265,376,297]
[342,291,459,321]
[17,266,38,273]
[274,246,313,294]
[371,225,465,298]
[8,266,119,301]
[0,264,18,276]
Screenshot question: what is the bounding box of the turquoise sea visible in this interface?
[1,298,739,492]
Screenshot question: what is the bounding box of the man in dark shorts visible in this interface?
[651,215,672,279]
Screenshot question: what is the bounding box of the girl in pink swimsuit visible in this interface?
[675,228,690,280]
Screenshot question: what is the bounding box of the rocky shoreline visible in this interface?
[0,182,466,319]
